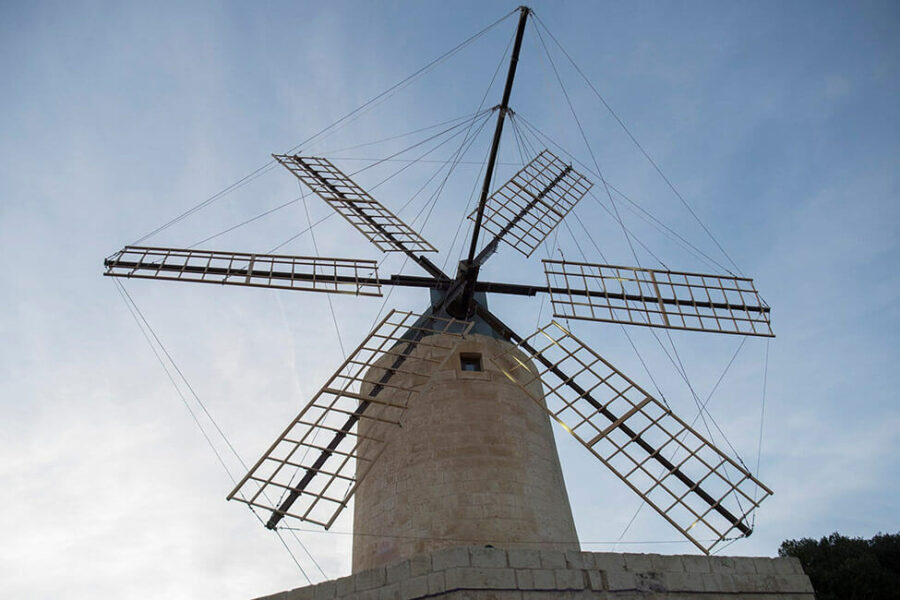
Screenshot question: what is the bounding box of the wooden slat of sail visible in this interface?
[228,310,473,529]
[491,322,772,554]
[469,149,592,257]
[274,154,437,254]
[544,259,774,337]
[104,246,383,297]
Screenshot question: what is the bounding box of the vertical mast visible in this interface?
[452,5,530,317]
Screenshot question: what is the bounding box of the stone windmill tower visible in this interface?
[350,318,580,571]
[104,6,815,598]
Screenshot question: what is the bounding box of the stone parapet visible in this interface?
[254,546,815,600]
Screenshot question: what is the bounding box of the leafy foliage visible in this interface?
[779,532,900,600]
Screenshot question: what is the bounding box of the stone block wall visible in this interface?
[353,335,579,571]
[254,546,815,600]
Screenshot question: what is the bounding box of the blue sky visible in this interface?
[1,1,898,598]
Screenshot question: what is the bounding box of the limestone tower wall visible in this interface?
[352,333,579,572]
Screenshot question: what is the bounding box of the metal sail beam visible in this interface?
[472,301,759,544]
[388,275,771,318]
[252,253,481,527]
[274,154,448,281]
[490,320,772,553]
[466,6,530,264]
[544,259,774,337]
[227,311,473,530]
[104,247,773,325]
[470,149,592,263]
[455,5,530,316]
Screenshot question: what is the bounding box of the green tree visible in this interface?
[779,532,900,599]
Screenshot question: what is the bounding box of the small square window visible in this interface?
[460,353,482,372]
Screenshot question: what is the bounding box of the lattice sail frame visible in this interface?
[104,246,383,296]
[469,149,592,257]
[491,322,772,554]
[228,310,473,529]
[544,259,773,337]
[274,154,437,254]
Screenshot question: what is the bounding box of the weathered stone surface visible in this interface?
[352,335,579,572]
[554,569,586,590]
[731,572,815,594]
[399,575,428,600]
[445,567,517,590]
[703,573,738,594]
[254,592,290,600]
[679,554,712,573]
[378,583,401,600]
[774,556,804,575]
[313,580,336,600]
[355,568,387,592]
[336,576,355,596]
[539,551,567,569]
[621,554,652,573]
[470,547,508,568]
[508,549,542,569]
[386,560,410,584]
[604,570,637,592]
[356,588,380,600]
[409,554,432,577]
[753,556,777,575]
[710,556,757,575]
[255,546,814,600]
[563,551,589,570]
[586,570,606,591]
[532,569,557,590]
[634,573,666,593]
[289,586,317,600]
[433,547,471,571]
[427,572,446,595]
[515,569,534,590]
[591,554,626,574]
[778,574,815,594]
[449,593,522,600]
[649,554,683,573]
[664,571,706,592]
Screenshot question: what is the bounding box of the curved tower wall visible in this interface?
[352,333,579,572]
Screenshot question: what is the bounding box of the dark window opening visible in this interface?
[460,353,482,372]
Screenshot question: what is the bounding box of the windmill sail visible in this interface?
[101,3,782,562]
[469,149,592,258]
[274,155,438,254]
[104,246,383,296]
[491,321,772,554]
[228,310,472,529]
[544,259,774,337]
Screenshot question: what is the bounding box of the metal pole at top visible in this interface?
[453,5,530,317]
[466,6,529,264]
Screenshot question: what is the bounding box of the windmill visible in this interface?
[103,6,774,567]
